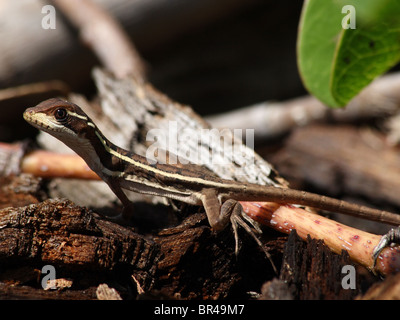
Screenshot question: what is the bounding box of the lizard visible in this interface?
[23,98,400,266]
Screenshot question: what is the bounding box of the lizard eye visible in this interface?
[54,108,68,122]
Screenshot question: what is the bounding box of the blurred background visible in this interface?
[0,0,305,140]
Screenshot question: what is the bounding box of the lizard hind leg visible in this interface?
[225,200,278,274]
[201,189,277,273]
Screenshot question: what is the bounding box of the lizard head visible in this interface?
[23,98,114,170]
[23,98,98,142]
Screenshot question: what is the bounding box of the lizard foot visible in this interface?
[372,227,400,271]
[225,200,278,274]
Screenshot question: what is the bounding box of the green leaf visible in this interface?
[297,0,400,108]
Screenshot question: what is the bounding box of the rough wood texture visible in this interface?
[0,199,159,294]
[0,174,280,299]
[0,174,43,209]
[278,231,360,300]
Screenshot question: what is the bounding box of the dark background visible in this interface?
[0,0,306,143]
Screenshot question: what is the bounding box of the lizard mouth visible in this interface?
[23,110,64,133]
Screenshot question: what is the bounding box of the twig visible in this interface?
[0,80,68,101]
[243,201,400,275]
[0,142,99,180]
[52,0,145,80]
[21,150,100,180]
[207,72,400,140]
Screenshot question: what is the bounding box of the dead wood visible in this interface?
[207,72,400,140]
[0,174,280,299]
[278,231,360,300]
[259,230,363,300]
[0,197,159,293]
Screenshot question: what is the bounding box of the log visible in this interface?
[0,174,280,299]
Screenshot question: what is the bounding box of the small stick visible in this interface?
[21,150,100,180]
[207,72,400,140]
[52,0,145,80]
[0,142,99,180]
[0,80,68,101]
[242,201,400,276]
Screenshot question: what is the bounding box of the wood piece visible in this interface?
[0,173,43,209]
[207,72,400,140]
[0,81,68,102]
[53,0,145,80]
[259,278,293,300]
[279,231,360,300]
[243,202,400,275]
[0,282,98,300]
[0,199,159,271]
[0,174,281,299]
[22,150,101,180]
[152,212,281,299]
[96,283,123,300]
[0,142,28,177]
[0,196,159,299]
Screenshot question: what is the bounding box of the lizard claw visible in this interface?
[372,227,400,271]
[229,201,278,274]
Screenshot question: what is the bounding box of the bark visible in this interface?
[0,174,280,299]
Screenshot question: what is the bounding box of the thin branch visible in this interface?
[52,0,146,80]
[207,72,400,140]
[0,80,68,101]
[22,150,100,180]
[243,201,400,275]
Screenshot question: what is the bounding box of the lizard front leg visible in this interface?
[105,177,135,220]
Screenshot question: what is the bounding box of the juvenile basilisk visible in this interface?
[23,98,400,264]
